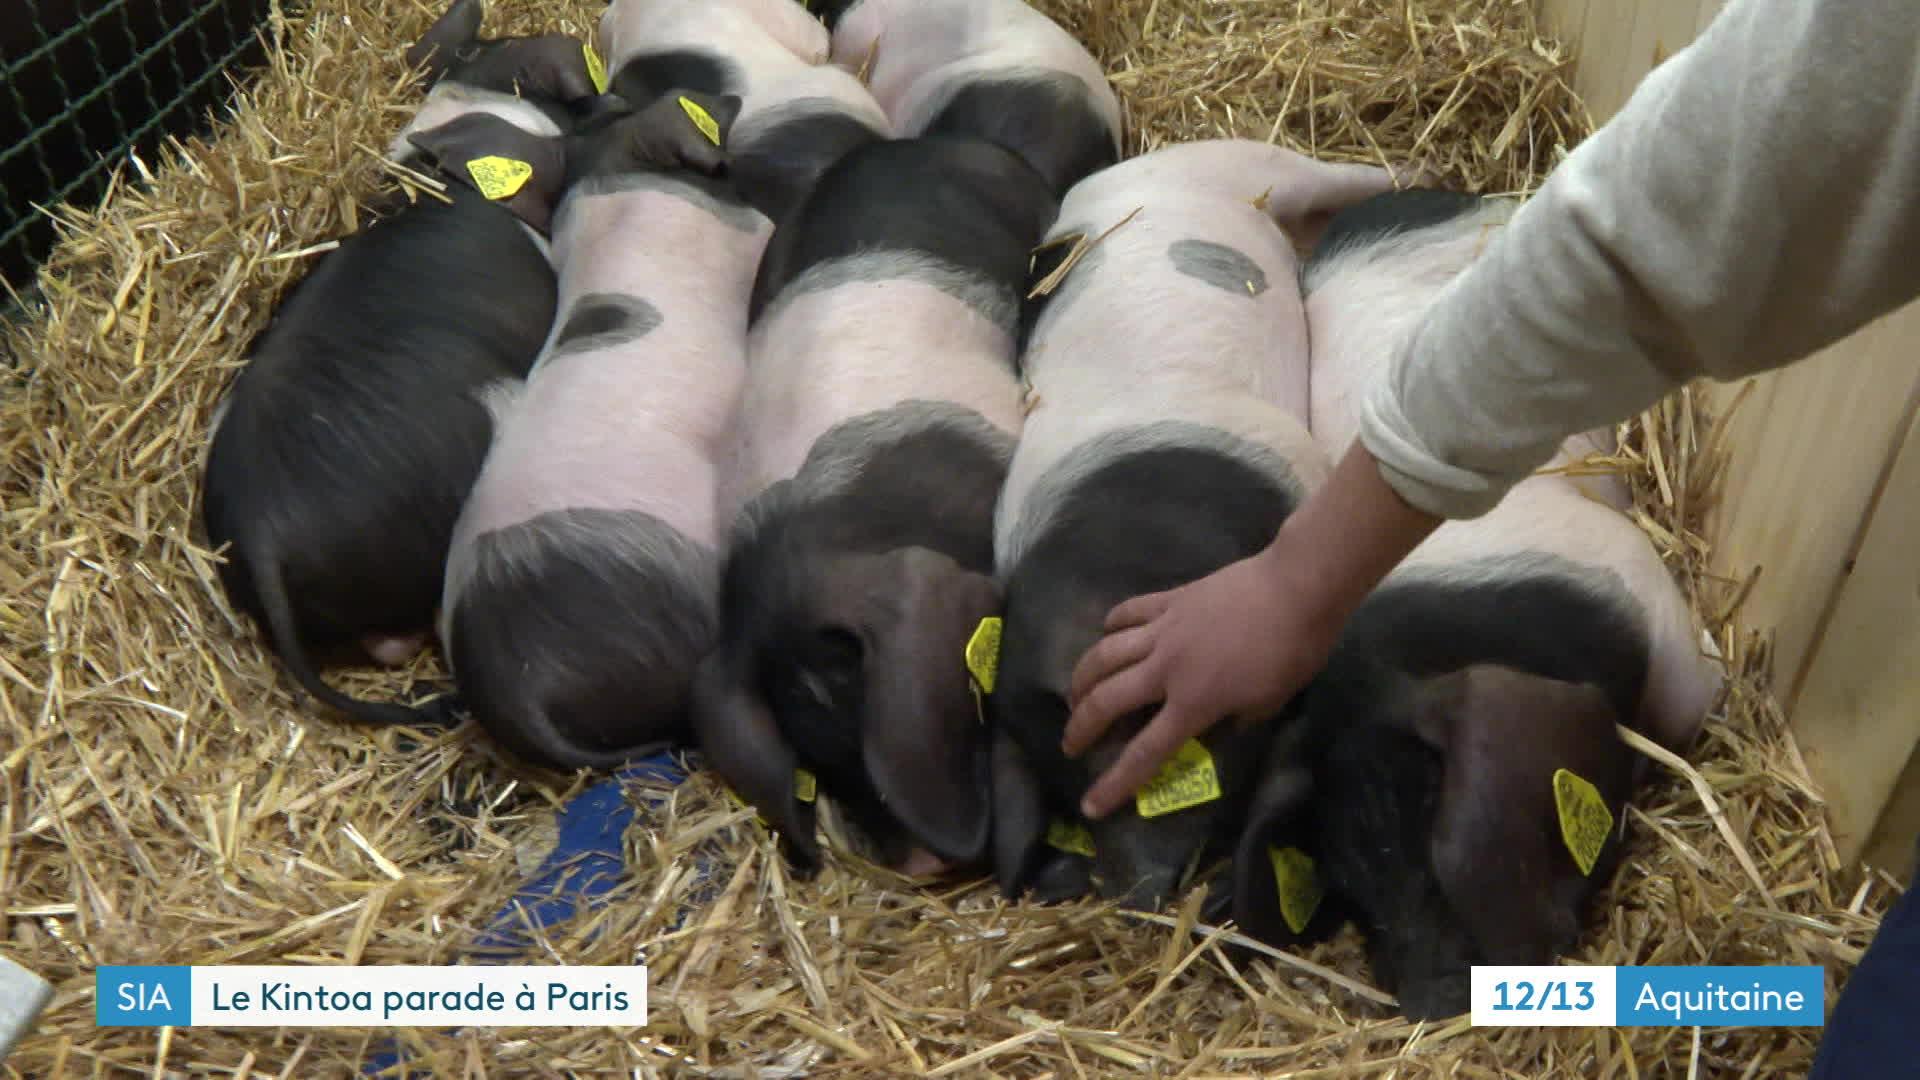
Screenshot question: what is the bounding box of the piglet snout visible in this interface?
[898,847,955,879]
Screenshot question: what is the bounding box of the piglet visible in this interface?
[819,0,1122,195]
[388,0,616,171]
[427,93,756,771]
[198,21,602,726]
[985,140,1401,910]
[599,0,891,223]
[1226,189,1724,1019]
[692,134,1060,877]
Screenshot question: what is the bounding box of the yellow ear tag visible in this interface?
[1045,820,1095,858]
[1135,739,1223,819]
[679,96,722,146]
[1553,768,1613,877]
[583,43,609,95]
[466,156,533,201]
[793,767,819,804]
[965,616,1002,695]
[1267,846,1323,935]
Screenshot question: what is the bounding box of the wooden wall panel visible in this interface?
[1709,312,1920,710]
[1863,748,1920,885]
[1781,396,1920,864]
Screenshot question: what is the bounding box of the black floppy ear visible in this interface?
[407,0,486,84]
[990,731,1095,903]
[691,651,821,873]
[813,547,1000,863]
[566,91,742,182]
[1418,665,1630,967]
[639,89,742,174]
[407,113,566,233]
[513,35,601,103]
[1228,763,1334,946]
[448,34,603,105]
[989,729,1051,899]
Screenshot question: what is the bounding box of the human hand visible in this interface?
[1061,442,1445,819]
[1062,542,1344,819]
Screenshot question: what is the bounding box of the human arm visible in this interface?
[1366,0,1920,518]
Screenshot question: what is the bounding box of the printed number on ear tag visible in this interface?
[793,768,819,804]
[1045,820,1095,858]
[1267,845,1323,935]
[1135,739,1222,819]
[679,96,722,146]
[965,616,1002,694]
[1553,768,1613,877]
[466,156,533,201]
[583,43,609,95]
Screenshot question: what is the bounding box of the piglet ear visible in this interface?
[1421,665,1628,967]
[691,650,822,873]
[989,730,1050,899]
[815,546,999,864]
[528,35,601,103]
[407,0,486,84]
[407,112,566,232]
[636,90,743,174]
[1228,762,1321,946]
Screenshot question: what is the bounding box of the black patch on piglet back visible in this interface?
[448,507,720,770]
[1306,187,1486,268]
[993,434,1304,908]
[200,185,554,721]
[729,104,887,226]
[607,50,739,109]
[1340,565,1650,721]
[748,134,1061,325]
[921,73,1119,196]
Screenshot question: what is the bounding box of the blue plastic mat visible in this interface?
[362,751,690,1077]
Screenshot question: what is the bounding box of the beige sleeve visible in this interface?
[1360,0,1920,520]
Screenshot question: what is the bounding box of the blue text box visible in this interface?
[1617,966,1824,1027]
[96,966,192,1027]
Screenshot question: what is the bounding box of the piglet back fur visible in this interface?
[201,185,555,725]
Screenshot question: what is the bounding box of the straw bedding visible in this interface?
[0,0,1902,1075]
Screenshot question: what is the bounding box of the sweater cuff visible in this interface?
[1356,372,1531,521]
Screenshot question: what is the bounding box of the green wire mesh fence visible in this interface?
[2,0,279,308]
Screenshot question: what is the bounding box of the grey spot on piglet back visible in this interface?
[760,251,1022,340]
[561,170,766,233]
[1168,238,1269,297]
[550,293,663,358]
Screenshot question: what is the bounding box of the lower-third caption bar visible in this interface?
[1470,965,1825,1027]
[95,966,648,1027]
